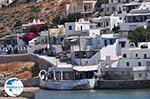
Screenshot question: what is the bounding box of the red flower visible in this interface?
[27,24,44,33]
[18,32,40,41]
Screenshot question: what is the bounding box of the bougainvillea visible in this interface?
[27,24,44,33]
[19,23,46,45]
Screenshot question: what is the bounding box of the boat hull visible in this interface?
[40,79,95,90]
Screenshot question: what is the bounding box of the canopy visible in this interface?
[73,65,98,72]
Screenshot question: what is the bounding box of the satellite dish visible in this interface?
[39,70,47,80]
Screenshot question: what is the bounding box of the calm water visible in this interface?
[35,89,150,99]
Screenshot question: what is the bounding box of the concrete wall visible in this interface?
[95,80,150,89]
[118,59,150,67]
[105,71,133,80]
[121,49,150,59]
[65,22,90,36]
[133,70,150,80]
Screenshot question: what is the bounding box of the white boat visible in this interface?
[39,65,98,90]
[40,79,95,90]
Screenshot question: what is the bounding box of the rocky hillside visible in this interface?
[0,61,36,79]
[0,0,66,36]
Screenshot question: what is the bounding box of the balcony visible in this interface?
[120,22,146,31]
[71,45,94,51]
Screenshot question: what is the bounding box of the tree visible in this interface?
[128,27,150,43]
[52,13,83,25]
[100,29,109,34]
[14,20,24,27]
[112,25,120,33]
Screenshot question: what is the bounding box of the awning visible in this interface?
[133,66,150,71]
[73,65,98,72]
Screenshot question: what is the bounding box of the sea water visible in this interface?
[35,89,150,99]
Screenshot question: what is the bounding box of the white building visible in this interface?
[64,0,97,15]
[64,18,128,66]
[117,2,141,14]
[67,33,125,66]
[65,19,97,36]
[101,0,136,16]
[119,2,150,31]
[100,0,150,16]
[90,15,122,32]
[0,0,14,8]
[105,42,150,80]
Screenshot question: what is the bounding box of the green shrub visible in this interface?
[14,20,24,27]
[13,48,19,54]
[112,25,120,33]
[128,27,150,43]
[52,13,83,25]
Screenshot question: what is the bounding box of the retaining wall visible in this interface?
[95,80,150,89]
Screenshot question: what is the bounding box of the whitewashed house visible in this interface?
[89,15,122,32]
[119,2,150,31]
[65,18,97,36]
[120,43,150,80]
[101,0,136,16]
[65,18,127,66]
[104,42,150,80]
[64,0,97,15]
[117,2,141,14]
[0,0,14,8]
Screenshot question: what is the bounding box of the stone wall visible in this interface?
[23,77,40,87]
[95,80,150,89]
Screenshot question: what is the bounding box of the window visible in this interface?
[112,7,115,12]
[119,42,126,48]
[146,61,150,66]
[69,26,72,30]
[104,40,107,46]
[138,73,142,78]
[110,39,113,44]
[80,26,83,30]
[123,54,127,58]
[106,22,109,26]
[138,62,141,66]
[86,38,93,46]
[135,54,138,57]
[98,22,101,27]
[107,8,109,12]
[126,62,130,66]
[145,73,148,77]
[144,54,147,59]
